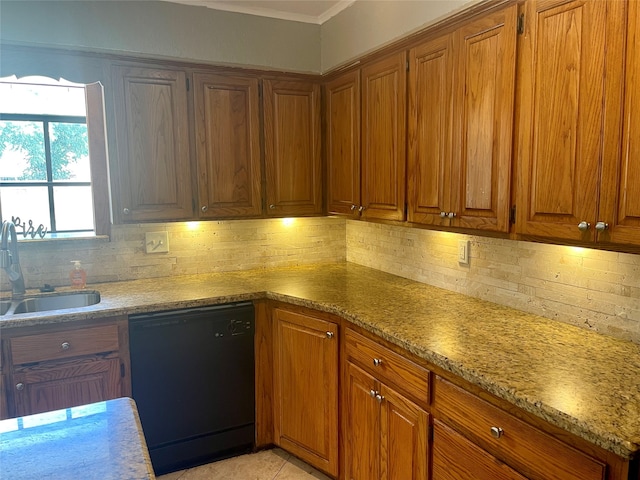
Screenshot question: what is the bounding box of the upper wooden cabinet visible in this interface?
[326,70,361,217]
[515,0,640,245]
[192,73,262,218]
[408,5,517,232]
[361,52,407,221]
[112,65,194,222]
[263,79,323,217]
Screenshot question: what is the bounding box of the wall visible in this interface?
[320,0,478,71]
[346,220,640,344]
[1,217,345,290]
[0,1,321,73]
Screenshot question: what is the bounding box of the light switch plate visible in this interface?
[458,240,470,265]
[145,231,169,254]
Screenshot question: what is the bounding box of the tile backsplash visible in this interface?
[347,220,640,343]
[1,217,346,290]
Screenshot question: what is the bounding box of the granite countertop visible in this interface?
[1,262,639,460]
[0,397,155,479]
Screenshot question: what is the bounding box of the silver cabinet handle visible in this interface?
[369,389,377,398]
[123,208,130,215]
[269,204,276,209]
[358,206,365,213]
[375,394,385,403]
[578,221,590,231]
[16,383,24,391]
[61,342,70,351]
[595,221,609,231]
[201,205,208,213]
[350,205,357,211]
[490,426,504,439]
[440,211,447,218]
[447,212,456,219]
[373,358,383,367]
[325,331,334,339]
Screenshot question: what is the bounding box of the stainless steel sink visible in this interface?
[6,292,101,315]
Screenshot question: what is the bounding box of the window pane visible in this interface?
[54,186,94,231]
[0,186,51,230]
[50,122,91,182]
[0,120,46,181]
[0,76,87,116]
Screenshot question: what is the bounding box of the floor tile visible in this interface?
[274,455,332,480]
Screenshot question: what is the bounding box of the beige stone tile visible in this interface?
[274,456,332,480]
[157,469,186,480]
[174,449,289,480]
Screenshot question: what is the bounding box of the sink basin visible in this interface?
[12,292,101,314]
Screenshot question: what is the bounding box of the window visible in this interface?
[0,76,104,237]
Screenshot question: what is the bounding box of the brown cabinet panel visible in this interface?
[361,52,407,221]
[273,307,338,476]
[408,33,454,226]
[264,79,322,217]
[434,376,606,480]
[380,383,429,480]
[13,356,121,417]
[193,73,262,218]
[326,70,361,216]
[345,362,380,480]
[516,0,607,240]
[453,5,517,232]
[433,419,527,480]
[112,65,193,222]
[0,374,7,420]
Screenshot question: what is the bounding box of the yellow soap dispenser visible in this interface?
[69,260,87,289]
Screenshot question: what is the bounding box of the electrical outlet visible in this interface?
[145,232,169,254]
[458,240,470,265]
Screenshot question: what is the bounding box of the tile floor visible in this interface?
[157,448,332,480]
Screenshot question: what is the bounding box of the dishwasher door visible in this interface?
[129,302,255,474]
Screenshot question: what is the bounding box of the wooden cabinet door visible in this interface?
[380,383,429,480]
[326,70,361,216]
[273,308,338,476]
[193,73,262,218]
[0,374,7,420]
[452,5,517,232]
[263,79,322,217]
[599,0,640,246]
[361,52,407,221]
[112,65,193,222]
[407,33,454,227]
[345,362,380,480]
[516,0,607,241]
[432,420,527,480]
[12,356,121,417]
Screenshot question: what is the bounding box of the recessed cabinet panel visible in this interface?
[453,5,517,231]
[361,52,407,221]
[112,65,193,222]
[193,73,262,218]
[408,34,454,226]
[326,70,361,216]
[263,80,322,217]
[516,0,607,240]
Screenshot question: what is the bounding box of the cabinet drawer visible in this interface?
[434,376,606,480]
[345,328,429,404]
[10,325,120,365]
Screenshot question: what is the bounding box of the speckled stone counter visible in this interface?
[0,397,155,479]
[1,262,639,460]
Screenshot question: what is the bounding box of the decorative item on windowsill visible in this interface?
[11,217,48,239]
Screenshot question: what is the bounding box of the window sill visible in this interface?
[18,233,110,244]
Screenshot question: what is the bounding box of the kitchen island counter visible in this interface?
[0,262,639,461]
[0,397,155,479]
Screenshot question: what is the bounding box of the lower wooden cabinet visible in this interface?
[272,306,339,477]
[1,316,129,419]
[0,374,7,420]
[345,362,429,480]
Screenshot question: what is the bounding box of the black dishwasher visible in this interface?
[129,302,255,475]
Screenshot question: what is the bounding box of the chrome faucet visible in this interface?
[0,220,26,296]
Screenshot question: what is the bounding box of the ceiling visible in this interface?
[163,0,356,24]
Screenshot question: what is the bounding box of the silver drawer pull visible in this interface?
[15,383,24,391]
[490,426,504,439]
[325,331,334,339]
[375,394,385,403]
[61,342,71,351]
[373,358,383,367]
[369,389,377,398]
